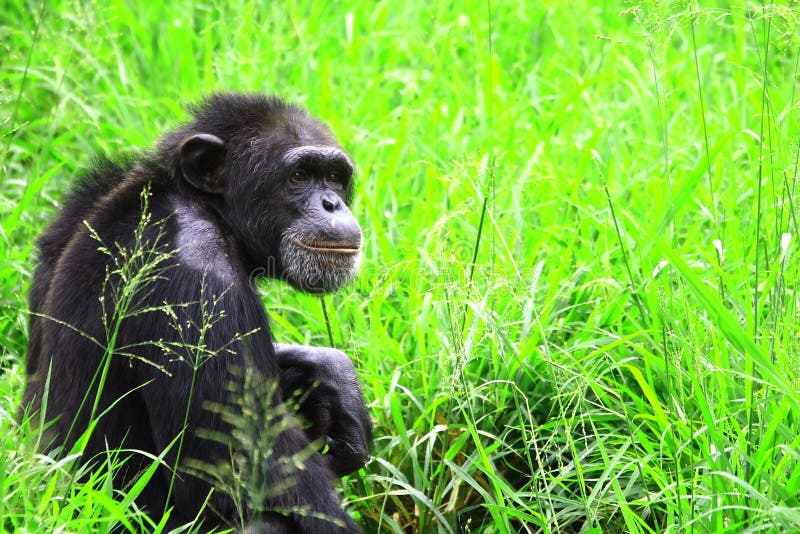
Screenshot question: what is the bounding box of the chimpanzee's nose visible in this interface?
[321,191,341,213]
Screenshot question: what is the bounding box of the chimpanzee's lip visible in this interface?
[292,239,360,255]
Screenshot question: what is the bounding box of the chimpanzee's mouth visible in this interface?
[281,232,362,293]
[292,239,360,255]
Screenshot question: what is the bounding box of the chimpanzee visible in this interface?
[22,93,371,532]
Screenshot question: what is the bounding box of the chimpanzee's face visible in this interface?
[179,115,362,293]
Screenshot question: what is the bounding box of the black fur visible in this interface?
[23,93,369,532]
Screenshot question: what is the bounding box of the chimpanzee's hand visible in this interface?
[275,344,371,477]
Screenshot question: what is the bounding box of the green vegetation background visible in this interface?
[2,1,800,532]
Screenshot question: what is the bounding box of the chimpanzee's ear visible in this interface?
[179,133,227,194]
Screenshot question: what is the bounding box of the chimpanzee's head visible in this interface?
[171,93,362,293]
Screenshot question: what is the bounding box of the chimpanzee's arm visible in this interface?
[132,271,360,532]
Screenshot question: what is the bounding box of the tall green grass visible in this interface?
[2,1,800,532]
